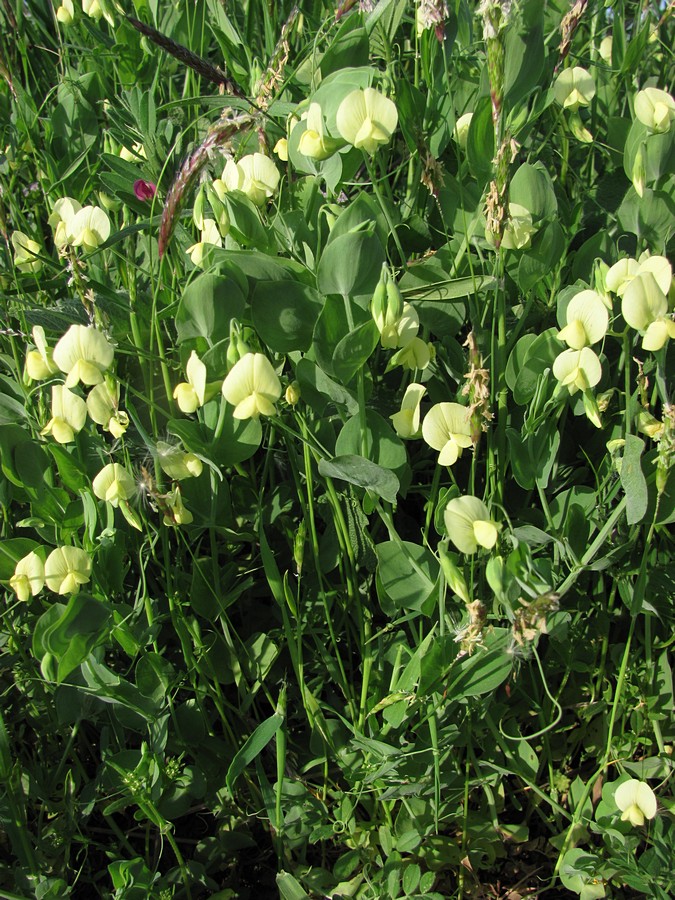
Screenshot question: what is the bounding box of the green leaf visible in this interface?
[503,1,544,113]
[336,411,408,480]
[251,281,323,352]
[295,358,359,416]
[175,268,246,345]
[40,594,113,683]
[168,413,262,467]
[226,713,283,795]
[317,231,384,299]
[376,540,439,614]
[510,161,558,223]
[276,871,311,900]
[466,96,494,184]
[332,319,379,384]
[222,191,269,248]
[620,434,648,526]
[318,455,399,503]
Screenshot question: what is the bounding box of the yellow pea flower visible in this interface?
[222,352,282,419]
[422,402,473,466]
[92,463,136,507]
[53,325,114,388]
[45,546,92,595]
[444,496,499,555]
[41,385,87,443]
[615,779,657,827]
[12,231,42,274]
[9,551,45,602]
[336,88,398,154]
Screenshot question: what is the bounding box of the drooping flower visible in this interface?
[56,0,75,25]
[163,487,193,526]
[156,442,203,480]
[499,203,537,251]
[222,153,280,206]
[53,325,114,388]
[92,463,136,507]
[622,271,675,351]
[298,103,342,160]
[48,197,82,248]
[615,779,657,827]
[186,219,222,267]
[599,35,613,65]
[557,290,609,349]
[119,142,146,162]
[390,383,426,439]
[68,205,111,252]
[422,402,473,466]
[453,112,473,149]
[553,347,603,394]
[82,0,102,20]
[9,551,45,602]
[86,381,128,438]
[388,336,432,371]
[173,351,208,414]
[553,66,596,111]
[26,326,59,381]
[634,87,675,133]
[41,385,88,443]
[12,231,42,274]
[444,495,499,555]
[606,258,640,296]
[44,546,92,595]
[273,138,288,161]
[336,88,398,154]
[222,352,282,419]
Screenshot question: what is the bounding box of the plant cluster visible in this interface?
[0,1,673,898]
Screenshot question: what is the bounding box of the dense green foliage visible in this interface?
[0,1,673,897]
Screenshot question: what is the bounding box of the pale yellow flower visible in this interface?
[45,546,92,595]
[557,290,609,349]
[92,463,136,507]
[453,112,473,149]
[156,442,203,480]
[273,138,288,161]
[86,381,128,437]
[297,103,342,160]
[25,326,59,381]
[186,219,222,267]
[48,197,81,248]
[222,154,280,206]
[422,402,473,466]
[222,352,282,419]
[9,551,45,602]
[163,487,193,526]
[622,272,675,351]
[173,351,208,414]
[41,385,87,443]
[336,88,398,154]
[56,0,75,24]
[553,67,596,111]
[500,203,537,251]
[615,779,657,827]
[12,231,42,274]
[444,496,499,555]
[634,87,675,133]
[553,347,603,394]
[69,205,111,252]
[53,325,114,388]
[390,383,426,439]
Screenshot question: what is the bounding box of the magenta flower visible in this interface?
[133,179,157,201]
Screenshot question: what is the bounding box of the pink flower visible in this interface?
[133,179,157,201]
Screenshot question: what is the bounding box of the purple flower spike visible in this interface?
[133,179,157,201]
